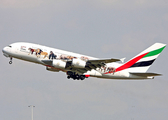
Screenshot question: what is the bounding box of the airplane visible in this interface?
[2,42,166,80]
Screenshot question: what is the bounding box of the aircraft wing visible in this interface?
[42,58,120,74]
[73,58,121,73]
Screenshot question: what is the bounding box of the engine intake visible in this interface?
[72,58,86,68]
[52,59,66,68]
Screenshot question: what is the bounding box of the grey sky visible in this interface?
[0,0,168,120]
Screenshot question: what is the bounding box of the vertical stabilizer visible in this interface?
[115,43,166,73]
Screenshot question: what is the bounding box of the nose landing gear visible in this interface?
[9,57,12,64]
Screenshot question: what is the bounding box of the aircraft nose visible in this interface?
[2,46,9,53]
[2,47,10,57]
[2,47,6,53]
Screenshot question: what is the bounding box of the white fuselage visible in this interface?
[2,42,151,80]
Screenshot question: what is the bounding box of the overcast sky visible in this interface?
[0,0,168,120]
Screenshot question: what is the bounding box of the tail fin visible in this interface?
[116,43,166,73]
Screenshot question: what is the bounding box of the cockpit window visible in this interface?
[8,45,12,48]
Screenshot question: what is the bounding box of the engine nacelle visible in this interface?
[72,58,86,68]
[46,67,59,72]
[52,59,66,68]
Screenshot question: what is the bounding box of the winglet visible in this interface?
[120,58,126,63]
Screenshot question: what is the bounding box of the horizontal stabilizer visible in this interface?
[130,72,162,77]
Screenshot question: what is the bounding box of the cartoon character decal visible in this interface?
[60,55,77,60]
[100,65,107,72]
[80,56,89,61]
[27,47,79,61]
[36,49,48,58]
[99,66,116,74]
[49,51,57,59]
[28,48,36,55]
[107,67,116,74]
[28,48,48,58]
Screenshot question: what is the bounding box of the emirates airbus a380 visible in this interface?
[2,42,166,80]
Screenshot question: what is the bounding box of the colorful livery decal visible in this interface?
[104,44,166,74]
[130,59,156,68]
[143,46,166,58]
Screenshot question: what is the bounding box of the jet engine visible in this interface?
[46,67,59,72]
[52,59,66,68]
[72,58,86,68]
